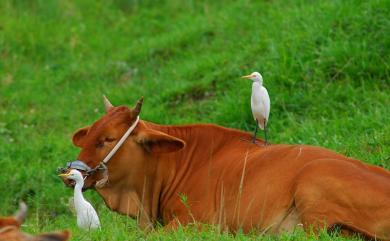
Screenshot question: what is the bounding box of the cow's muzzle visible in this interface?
[57,160,109,188]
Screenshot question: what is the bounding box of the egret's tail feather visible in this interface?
[257,120,266,130]
[254,117,266,130]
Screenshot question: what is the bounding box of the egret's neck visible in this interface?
[253,78,263,85]
[252,81,262,91]
[74,180,85,202]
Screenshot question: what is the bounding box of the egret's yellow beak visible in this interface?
[58,173,70,178]
[241,74,253,79]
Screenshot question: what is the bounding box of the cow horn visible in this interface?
[133,96,144,116]
[14,202,27,224]
[103,95,114,112]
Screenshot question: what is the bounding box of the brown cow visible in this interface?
[0,202,70,241]
[60,97,390,240]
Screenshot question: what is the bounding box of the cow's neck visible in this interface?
[141,122,252,224]
[95,153,162,231]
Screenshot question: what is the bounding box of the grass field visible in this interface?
[0,0,389,240]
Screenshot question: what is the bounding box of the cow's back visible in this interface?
[157,123,358,231]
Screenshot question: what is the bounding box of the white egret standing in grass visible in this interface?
[59,169,101,230]
[241,72,270,145]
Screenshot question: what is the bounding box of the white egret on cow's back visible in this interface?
[241,72,270,144]
[59,169,101,230]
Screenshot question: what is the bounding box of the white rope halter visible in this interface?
[94,116,140,188]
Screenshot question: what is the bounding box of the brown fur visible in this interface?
[63,100,390,240]
[0,218,20,228]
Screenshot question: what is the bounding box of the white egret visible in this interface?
[241,72,270,145]
[59,169,101,230]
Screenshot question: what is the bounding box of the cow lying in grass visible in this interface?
[60,97,390,240]
[0,202,70,241]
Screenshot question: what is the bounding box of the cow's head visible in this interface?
[60,96,185,190]
[0,202,70,241]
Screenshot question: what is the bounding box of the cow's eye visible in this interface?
[96,142,104,148]
[105,137,116,143]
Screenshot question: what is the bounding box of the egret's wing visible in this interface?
[261,87,270,121]
[86,203,101,228]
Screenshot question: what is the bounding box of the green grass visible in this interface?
[0,0,389,240]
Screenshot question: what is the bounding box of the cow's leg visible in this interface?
[164,219,181,231]
[293,159,390,240]
[164,217,204,232]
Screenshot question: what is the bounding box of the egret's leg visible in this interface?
[264,119,268,145]
[252,119,259,143]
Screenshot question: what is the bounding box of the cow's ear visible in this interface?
[0,217,20,227]
[36,230,71,241]
[72,126,90,147]
[135,129,185,154]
